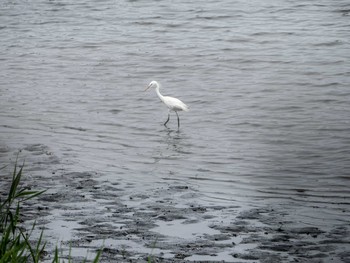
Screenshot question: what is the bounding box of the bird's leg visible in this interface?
[175,111,180,128]
[164,112,170,127]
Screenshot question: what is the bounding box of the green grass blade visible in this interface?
[34,230,47,262]
[15,190,46,202]
[92,248,102,263]
[52,246,59,263]
[21,229,36,263]
[8,165,19,201]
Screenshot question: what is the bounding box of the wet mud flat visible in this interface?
[1,144,349,263]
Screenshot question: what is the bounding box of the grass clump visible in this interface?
[0,160,46,262]
[0,160,101,262]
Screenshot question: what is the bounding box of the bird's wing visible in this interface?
[163,96,189,111]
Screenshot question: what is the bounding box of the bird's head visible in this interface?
[144,80,159,91]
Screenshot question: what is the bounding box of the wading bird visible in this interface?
[145,80,189,128]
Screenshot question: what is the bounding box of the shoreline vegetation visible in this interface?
[0,160,102,263]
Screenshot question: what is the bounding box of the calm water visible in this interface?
[1,0,350,226]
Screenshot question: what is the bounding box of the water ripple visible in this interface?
[0,0,349,229]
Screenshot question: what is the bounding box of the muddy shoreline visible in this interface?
[1,144,349,263]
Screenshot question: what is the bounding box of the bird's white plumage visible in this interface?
[161,96,189,112]
[145,80,189,112]
[145,80,189,128]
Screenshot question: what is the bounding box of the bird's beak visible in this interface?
[144,84,151,91]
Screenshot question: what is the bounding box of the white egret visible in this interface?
[145,80,189,128]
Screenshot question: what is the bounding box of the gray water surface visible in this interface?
[1,0,350,244]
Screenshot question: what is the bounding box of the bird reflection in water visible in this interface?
[152,128,188,166]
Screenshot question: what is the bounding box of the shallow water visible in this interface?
[1,0,350,261]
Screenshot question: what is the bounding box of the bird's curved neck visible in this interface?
[155,85,164,101]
